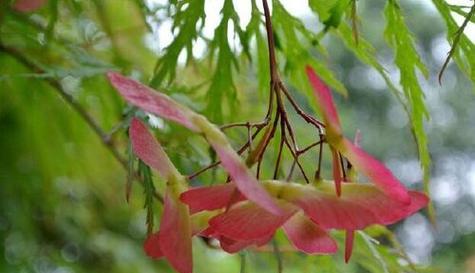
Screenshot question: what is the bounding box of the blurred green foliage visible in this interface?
[1,0,475,273]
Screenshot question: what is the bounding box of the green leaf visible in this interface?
[308,0,339,22]
[359,231,390,273]
[323,0,351,32]
[335,22,408,112]
[205,0,239,123]
[139,160,156,235]
[273,1,348,97]
[384,0,431,212]
[150,0,205,86]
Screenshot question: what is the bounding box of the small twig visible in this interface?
[262,0,279,83]
[0,42,164,203]
[246,123,253,157]
[438,2,475,84]
[297,140,324,156]
[187,127,264,180]
[283,132,310,183]
[286,160,297,181]
[0,42,127,167]
[256,111,280,178]
[273,122,286,179]
[279,82,325,131]
[315,136,324,180]
[283,117,299,151]
[220,120,268,130]
[339,152,347,180]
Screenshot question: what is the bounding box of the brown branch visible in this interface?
[262,0,279,83]
[0,42,164,202]
[282,130,310,183]
[315,137,324,180]
[297,139,324,156]
[273,122,285,179]
[0,43,126,167]
[187,127,264,180]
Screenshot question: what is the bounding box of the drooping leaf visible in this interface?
[273,1,348,96]
[205,0,239,123]
[150,0,205,86]
[322,0,351,31]
[335,23,407,108]
[384,0,431,206]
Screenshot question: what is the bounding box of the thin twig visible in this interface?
[283,130,310,183]
[279,82,325,131]
[220,120,268,130]
[273,122,285,179]
[286,160,297,181]
[339,152,347,180]
[0,42,127,167]
[0,42,164,202]
[187,127,263,180]
[315,136,324,180]
[297,140,323,156]
[438,2,475,84]
[262,0,279,83]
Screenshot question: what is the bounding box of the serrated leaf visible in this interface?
[273,1,348,96]
[150,0,205,86]
[384,0,431,212]
[322,0,351,32]
[139,160,156,235]
[205,0,239,123]
[335,23,407,107]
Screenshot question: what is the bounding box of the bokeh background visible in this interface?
[1,0,475,272]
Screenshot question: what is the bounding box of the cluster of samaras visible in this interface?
[107,66,428,273]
